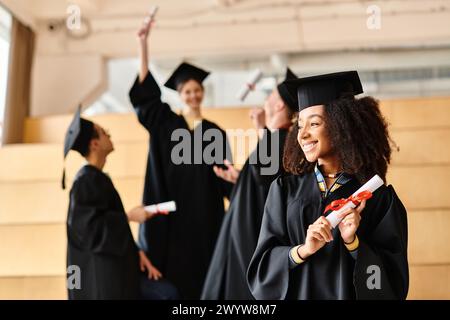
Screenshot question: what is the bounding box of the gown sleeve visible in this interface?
[128,71,178,133]
[353,185,409,299]
[67,175,132,257]
[250,129,285,186]
[246,177,293,300]
[219,175,234,200]
[219,132,235,199]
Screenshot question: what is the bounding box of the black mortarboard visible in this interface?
[277,67,298,112]
[283,71,363,111]
[62,106,94,189]
[164,62,210,91]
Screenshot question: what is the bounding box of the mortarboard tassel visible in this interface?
[62,167,66,190]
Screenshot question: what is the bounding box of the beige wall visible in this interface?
[30,54,107,116]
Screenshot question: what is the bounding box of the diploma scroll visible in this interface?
[144,201,176,214]
[149,6,159,21]
[143,6,158,25]
[237,69,263,101]
[326,175,384,228]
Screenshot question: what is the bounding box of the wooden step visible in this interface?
[387,165,450,210]
[24,113,148,144]
[0,224,66,277]
[384,96,450,129]
[0,177,143,225]
[0,276,66,300]
[0,222,139,278]
[408,265,450,299]
[408,210,450,265]
[23,108,256,144]
[0,142,147,182]
[390,128,450,165]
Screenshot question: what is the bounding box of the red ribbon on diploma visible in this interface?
[323,190,373,214]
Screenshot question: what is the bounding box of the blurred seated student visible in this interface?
[247,71,409,300]
[63,107,179,300]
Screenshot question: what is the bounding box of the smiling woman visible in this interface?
[247,71,409,300]
[0,5,12,144]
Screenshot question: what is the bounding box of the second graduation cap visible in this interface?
[277,67,298,113]
[164,62,210,91]
[283,71,363,111]
[62,106,94,189]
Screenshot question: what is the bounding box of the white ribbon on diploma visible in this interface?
[144,201,176,214]
[237,69,263,101]
[326,175,384,228]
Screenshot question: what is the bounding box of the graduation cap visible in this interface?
[164,62,210,91]
[277,67,299,112]
[284,67,297,82]
[62,106,95,189]
[283,71,363,111]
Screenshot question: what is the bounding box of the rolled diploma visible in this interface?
[326,175,384,228]
[144,201,176,214]
[149,5,159,20]
[237,69,263,101]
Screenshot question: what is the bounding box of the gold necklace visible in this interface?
[324,172,341,179]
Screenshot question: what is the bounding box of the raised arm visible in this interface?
[129,15,177,132]
[137,16,152,83]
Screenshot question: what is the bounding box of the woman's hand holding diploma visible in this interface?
[298,216,333,259]
[338,199,366,244]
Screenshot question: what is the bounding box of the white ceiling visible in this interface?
[2,0,450,57]
[3,0,449,115]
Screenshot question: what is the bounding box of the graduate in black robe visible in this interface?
[201,68,298,300]
[247,71,409,300]
[64,107,178,300]
[128,17,233,299]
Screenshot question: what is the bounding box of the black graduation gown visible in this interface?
[247,172,409,300]
[129,72,233,299]
[66,165,140,299]
[201,129,288,300]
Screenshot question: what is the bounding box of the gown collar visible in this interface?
[314,164,352,199]
[179,111,203,131]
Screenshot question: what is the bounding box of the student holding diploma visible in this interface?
[128,13,233,299]
[64,108,178,299]
[247,71,409,300]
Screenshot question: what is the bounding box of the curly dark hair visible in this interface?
[283,95,395,184]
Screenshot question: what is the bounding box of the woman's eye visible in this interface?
[311,122,319,127]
